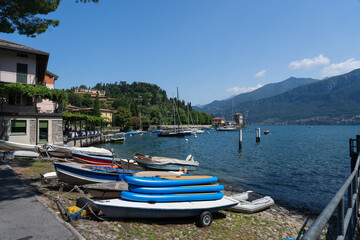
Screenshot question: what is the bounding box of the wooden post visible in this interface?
[239,128,242,150]
[74,119,77,147]
[256,128,260,142]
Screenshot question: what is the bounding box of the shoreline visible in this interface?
[3,156,317,239]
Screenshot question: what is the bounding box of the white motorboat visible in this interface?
[229,191,274,213]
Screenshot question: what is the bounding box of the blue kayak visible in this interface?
[121,191,224,202]
[128,184,224,194]
[124,175,219,187]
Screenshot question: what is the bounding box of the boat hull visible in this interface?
[72,152,145,171]
[82,182,129,199]
[121,191,224,202]
[54,162,137,185]
[136,162,197,171]
[95,196,239,219]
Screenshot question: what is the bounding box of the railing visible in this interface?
[302,136,360,240]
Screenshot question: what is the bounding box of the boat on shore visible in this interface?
[39,143,112,158]
[72,152,145,171]
[0,140,38,152]
[82,181,129,199]
[53,162,138,185]
[94,196,238,224]
[94,173,236,226]
[229,191,274,213]
[133,154,199,171]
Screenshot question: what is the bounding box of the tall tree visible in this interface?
[93,93,101,117]
[0,0,98,37]
[115,107,132,131]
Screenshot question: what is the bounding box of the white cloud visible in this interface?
[254,69,266,78]
[226,84,264,95]
[289,54,330,70]
[321,58,360,77]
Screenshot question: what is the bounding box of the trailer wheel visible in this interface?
[197,211,213,227]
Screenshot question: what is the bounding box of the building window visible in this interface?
[17,53,28,58]
[11,120,26,134]
[39,120,48,142]
[16,63,28,84]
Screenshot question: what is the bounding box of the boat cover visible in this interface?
[134,154,199,167]
[0,140,38,151]
[40,143,112,158]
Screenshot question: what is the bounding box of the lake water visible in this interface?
[99,125,360,213]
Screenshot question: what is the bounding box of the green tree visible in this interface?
[114,107,132,131]
[81,93,93,107]
[93,93,100,117]
[0,0,98,37]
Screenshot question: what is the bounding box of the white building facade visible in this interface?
[0,39,63,145]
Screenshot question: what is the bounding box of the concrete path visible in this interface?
[0,159,82,240]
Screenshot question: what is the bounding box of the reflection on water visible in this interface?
[99,125,360,213]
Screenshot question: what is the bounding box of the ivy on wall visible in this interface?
[63,112,105,124]
[0,82,68,106]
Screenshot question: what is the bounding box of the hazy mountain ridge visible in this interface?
[235,69,360,123]
[195,77,319,118]
[195,69,360,124]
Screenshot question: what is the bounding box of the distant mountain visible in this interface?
[195,77,319,119]
[235,68,360,124]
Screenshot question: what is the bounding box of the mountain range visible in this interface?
[194,69,360,124]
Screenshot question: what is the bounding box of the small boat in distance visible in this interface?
[111,133,126,143]
[263,130,270,135]
[157,130,186,137]
[216,126,238,131]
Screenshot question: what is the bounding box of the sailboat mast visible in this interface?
[177,87,180,129]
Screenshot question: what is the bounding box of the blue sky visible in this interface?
[2,0,360,105]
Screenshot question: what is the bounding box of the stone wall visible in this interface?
[29,120,36,145]
[52,120,63,144]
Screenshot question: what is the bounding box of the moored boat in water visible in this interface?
[111,133,126,143]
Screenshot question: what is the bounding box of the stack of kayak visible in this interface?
[122,175,224,202]
[94,174,239,227]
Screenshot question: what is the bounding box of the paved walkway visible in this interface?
[0,159,82,240]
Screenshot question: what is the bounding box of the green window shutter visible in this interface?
[11,120,26,134]
[16,63,28,84]
[11,120,26,128]
[39,121,48,128]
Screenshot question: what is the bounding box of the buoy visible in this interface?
[185,139,189,142]
[194,134,198,138]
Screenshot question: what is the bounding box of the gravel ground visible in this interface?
[6,157,322,240]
